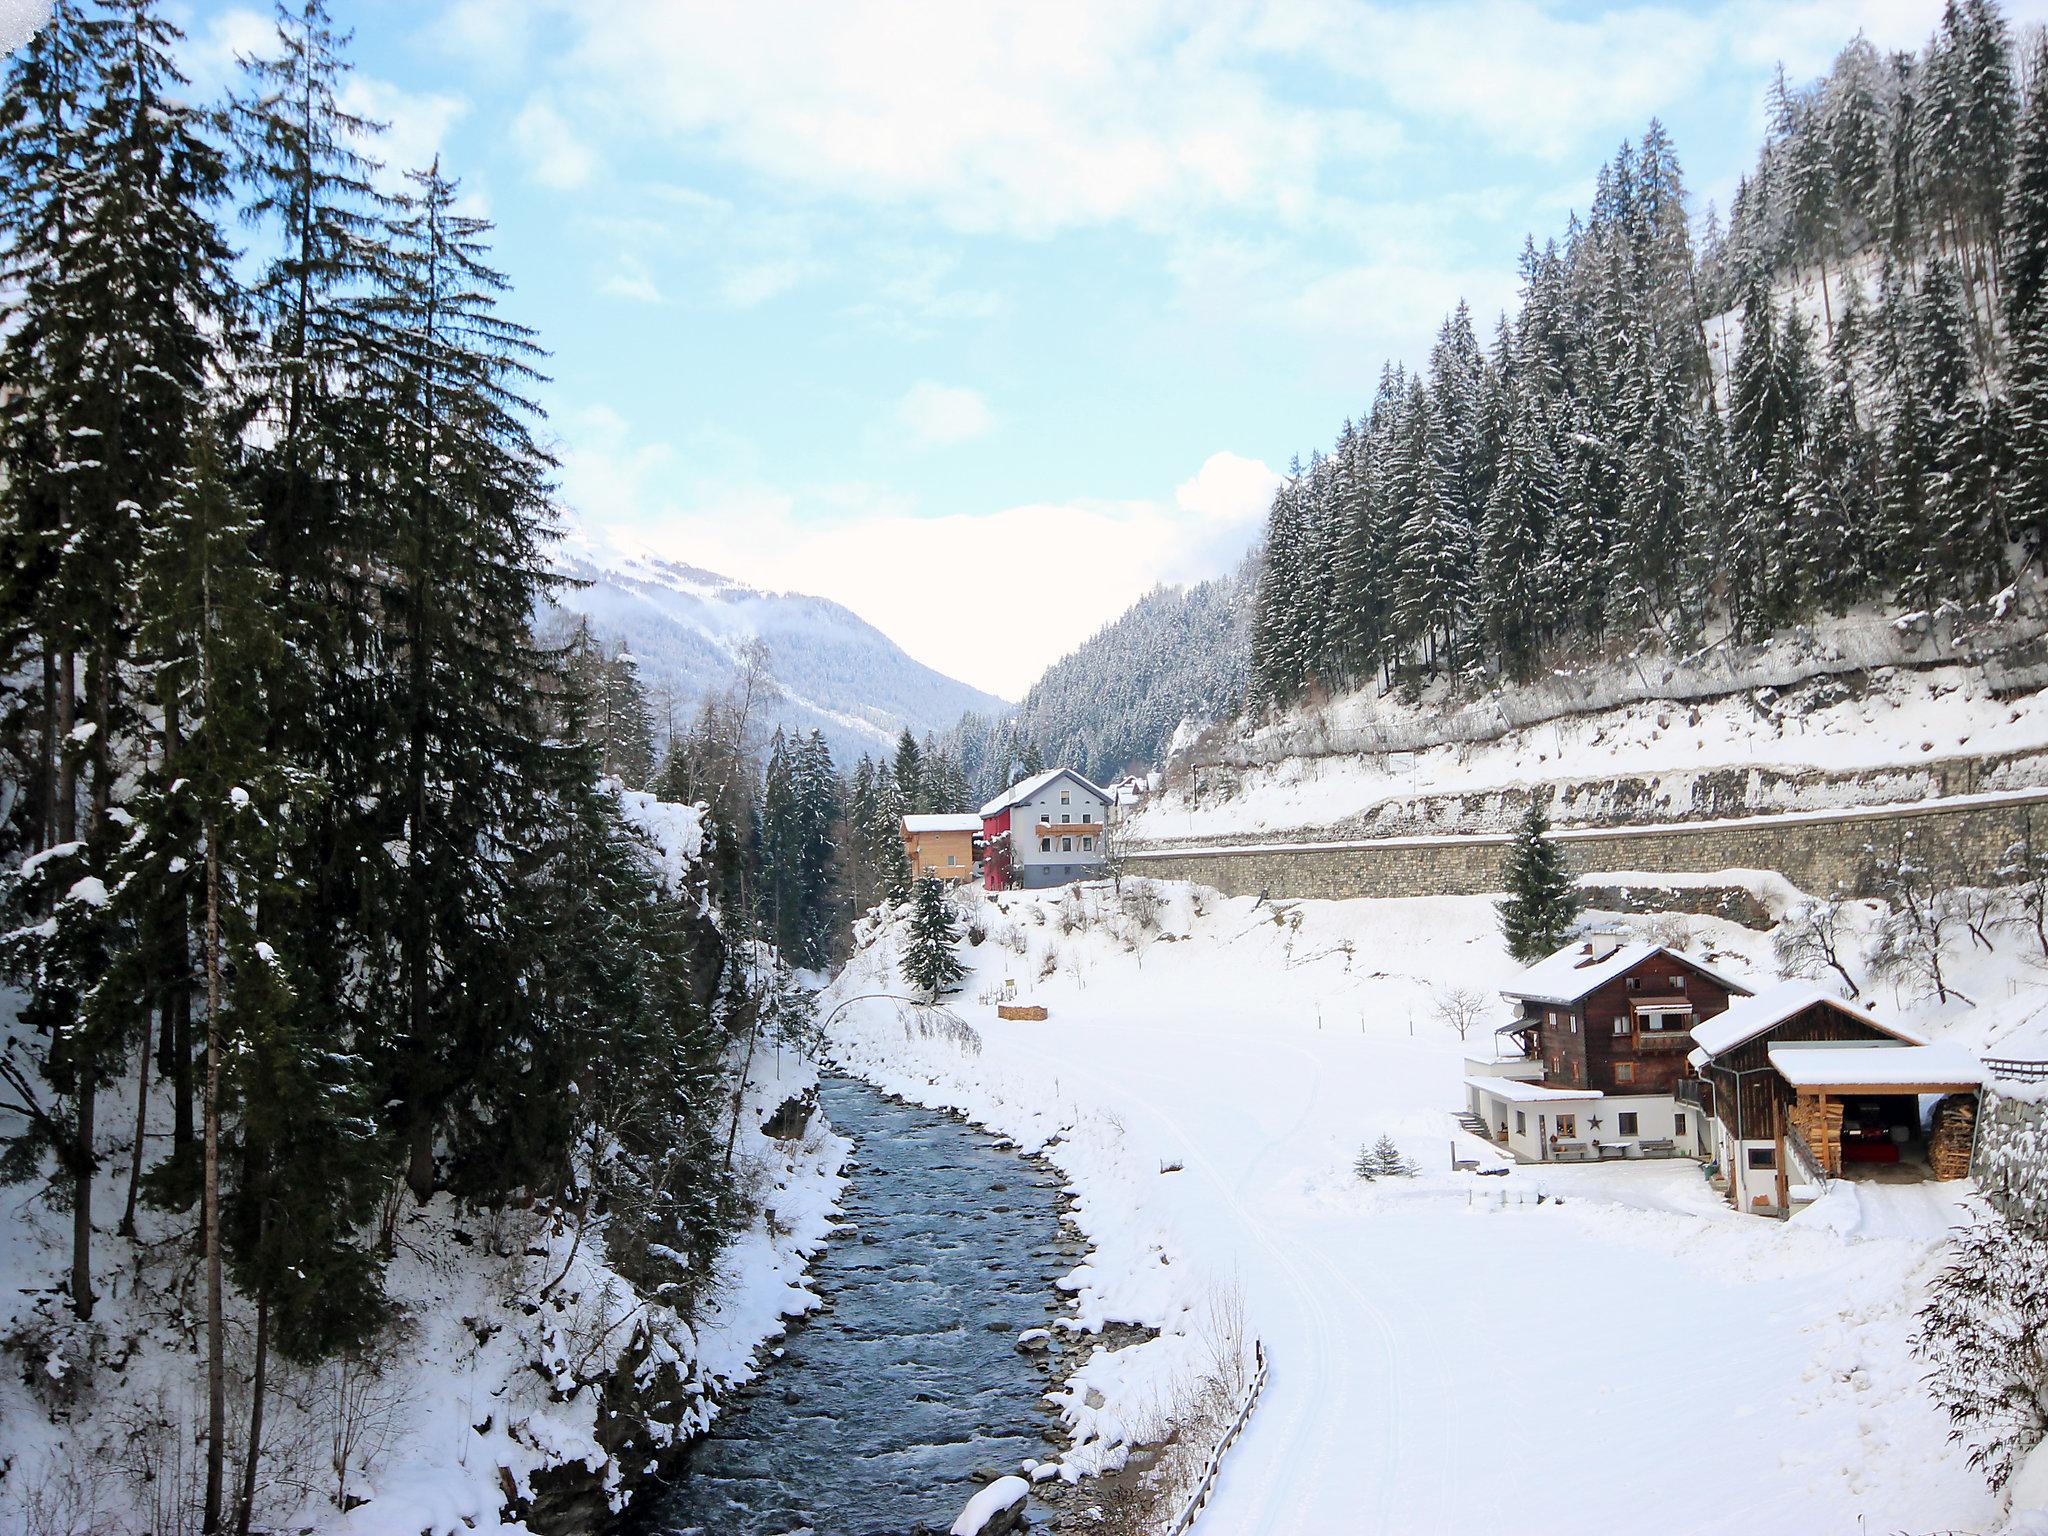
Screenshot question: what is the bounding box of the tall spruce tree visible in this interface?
[1497,802,1583,962]
[902,875,965,999]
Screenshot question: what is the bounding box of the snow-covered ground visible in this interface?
[1134,663,2048,845]
[825,878,2032,1534]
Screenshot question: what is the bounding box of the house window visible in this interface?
[1674,1113,1687,1136]
[1060,791,1070,804]
[1515,1111,1527,1135]
[1040,838,1051,852]
[1626,976,1640,991]
[1672,975,1686,991]
[1081,837,1094,851]
[1570,1017,1578,1033]
[1082,812,1092,824]
[1618,1112,1639,1135]
[1061,814,1070,823]
[1615,1062,1635,1084]
[1061,837,1073,852]
[946,854,957,866]
[1613,1015,1630,1035]
[1555,1114,1578,1139]
[1747,1147,1777,1170]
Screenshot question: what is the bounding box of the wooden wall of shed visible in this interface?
[1704,1002,1899,1139]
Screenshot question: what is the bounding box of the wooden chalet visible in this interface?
[1496,935,1752,1096]
[1466,936,1753,1163]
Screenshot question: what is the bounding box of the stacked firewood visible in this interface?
[1929,1094,1978,1181]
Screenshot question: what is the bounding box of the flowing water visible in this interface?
[644,1075,1073,1535]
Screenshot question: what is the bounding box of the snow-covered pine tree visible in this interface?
[1496,801,1583,963]
[901,874,965,1000]
[351,158,569,1207]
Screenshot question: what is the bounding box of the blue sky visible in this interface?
[164,0,2048,697]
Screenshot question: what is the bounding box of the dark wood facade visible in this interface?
[1509,951,1744,1095]
[1697,1000,1907,1141]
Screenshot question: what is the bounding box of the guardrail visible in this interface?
[1985,1057,2048,1084]
[1164,1341,1269,1536]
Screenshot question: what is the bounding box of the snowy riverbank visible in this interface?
[824,877,2019,1533]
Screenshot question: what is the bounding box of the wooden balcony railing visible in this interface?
[1633,1032,1694,1052]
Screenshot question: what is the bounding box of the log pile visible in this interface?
[1789,1099,1845,1176]
[1929,1094,1978,1181]
[997,1004,1049,1021]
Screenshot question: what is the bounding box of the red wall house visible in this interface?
[981,807,1012,891]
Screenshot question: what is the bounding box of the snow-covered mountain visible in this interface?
[548,524,1008,767]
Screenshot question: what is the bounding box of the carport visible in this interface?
[1765,1042,1985,1182]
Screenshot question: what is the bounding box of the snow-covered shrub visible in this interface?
[1915,1203,2048,1491]
[1117,879,1165,934]
[1865,830,1968,1004]
[1773,896,1863,997]
[898,1003,982,1057]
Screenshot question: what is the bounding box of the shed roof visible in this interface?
[1765,1041,1983,1092]
[979,767,1111,819]
[1689,979,1927,1059]
[903,813,982,834]
[1501,939,1753,1007]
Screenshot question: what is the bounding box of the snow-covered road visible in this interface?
[828,887,1997,1535]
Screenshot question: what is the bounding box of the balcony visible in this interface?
[1632,1032,1695,1052]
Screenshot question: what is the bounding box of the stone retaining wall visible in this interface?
[1972,1085,2048,1233]
[1125,789,2048,903]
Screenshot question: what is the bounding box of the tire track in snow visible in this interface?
[1044,1027,1404,1534]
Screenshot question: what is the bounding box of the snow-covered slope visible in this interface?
[550,523,1008,766]
[824,876,2024,1532]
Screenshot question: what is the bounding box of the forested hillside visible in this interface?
[0,4,777,1528]
[942,560,1253,798]
[1248,0,2048,713]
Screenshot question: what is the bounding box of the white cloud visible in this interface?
[894,382,994,448]
[339,76,470,188]
[520,0,1382,237]
[513,97,600,190]
[600,254,665,305]
[553,408,1276,698]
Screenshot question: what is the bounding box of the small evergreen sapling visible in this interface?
[1497,801,1582,962]
[902,875,965,1000]
[1353,1135,1418,1180]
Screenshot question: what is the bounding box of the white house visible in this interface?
[980,768,1113,890]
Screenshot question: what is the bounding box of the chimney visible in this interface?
[1586,930,1624,963]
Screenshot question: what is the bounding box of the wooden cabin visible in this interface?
[1688,981,1983,1216]
[1497,936,1752,1096]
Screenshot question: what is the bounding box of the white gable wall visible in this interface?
[1009,771,1111,887]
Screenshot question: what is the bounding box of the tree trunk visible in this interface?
[405,1115,435,1206]
[172,953,194,1153]
[203,816,226,1535]
[38,647,56,851]
[235,1284,269,1536]
[119,1003,152,1237]
[69,1060,95,1320]
[55,649,75,844]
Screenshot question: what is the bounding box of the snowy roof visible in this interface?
[1765,1042,1984,1091]
[903,813,981,834]
[1463,1075,1605,1103]
[1501,939,1754,1007]
[1689,980,1927,1059]
[979,767,1112,818]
